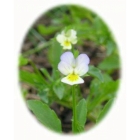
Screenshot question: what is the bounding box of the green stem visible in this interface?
[72,46,74,54]
[72,85,77,133]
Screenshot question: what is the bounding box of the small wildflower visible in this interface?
[56,29,77,50]
[58,52,90,85]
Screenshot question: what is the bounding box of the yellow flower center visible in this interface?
[64,40,71,47]
[67,74,79,82]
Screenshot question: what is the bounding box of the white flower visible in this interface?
[58,52,90,85]
[56,29,77,50]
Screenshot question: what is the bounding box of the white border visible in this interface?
[14,0,125,140]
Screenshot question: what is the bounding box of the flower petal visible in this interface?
[76,54,90,65]
[63,45,72,50]
[68,30,77,44]
[60,52,75,66]
[74,63,89,76]
[65,29,76,37]
[56,34,65,43]
[61,76,84,85]
[61,41,72,49]
[61,30,65,35]
[70,29,77,36]
[58,61,73,75]
[70,37,77,44]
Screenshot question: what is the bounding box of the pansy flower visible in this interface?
[56,29,77,50]
[58,52,90,85]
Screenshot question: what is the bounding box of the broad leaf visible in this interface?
[106,41,116,56]
[37,24,61,35]
[47,39,62,69]
[96,99,114,123]
[98,54,120,70]
[88,65,104,82]
[38,91,49,104]
[76,99,87,126]
[27,100,62,132]
[53,83,65,100]
[88,79,119,112]
[72,99,87,133]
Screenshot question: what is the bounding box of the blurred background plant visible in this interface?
[19,5,120,134]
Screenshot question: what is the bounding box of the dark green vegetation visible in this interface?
[19,5,120,133]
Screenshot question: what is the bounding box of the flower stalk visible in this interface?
[72,85,77,133]
[56,28,91,133]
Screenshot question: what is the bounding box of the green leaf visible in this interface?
[19,55,28,66]
[21,88,28,99]
[69,5,94,23]
[29,61,49,86]
[88,65,104,82]
[89,74,112,96]
[73,50,79,58]
[74,99,87,132]
[47,39,63,69]
[102,73,113,82]
[53,82,65,100]
[88,80,119,113]
[76,99,87,126]
[52,69,60,80]
[38,91,49,104]
[37,24,61,35]
[27,100,62,133]
[106,41,116,56]
[19,70,48,89]
[40,68,52,82]
[98,54,120,70]
[96,99,114,123]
